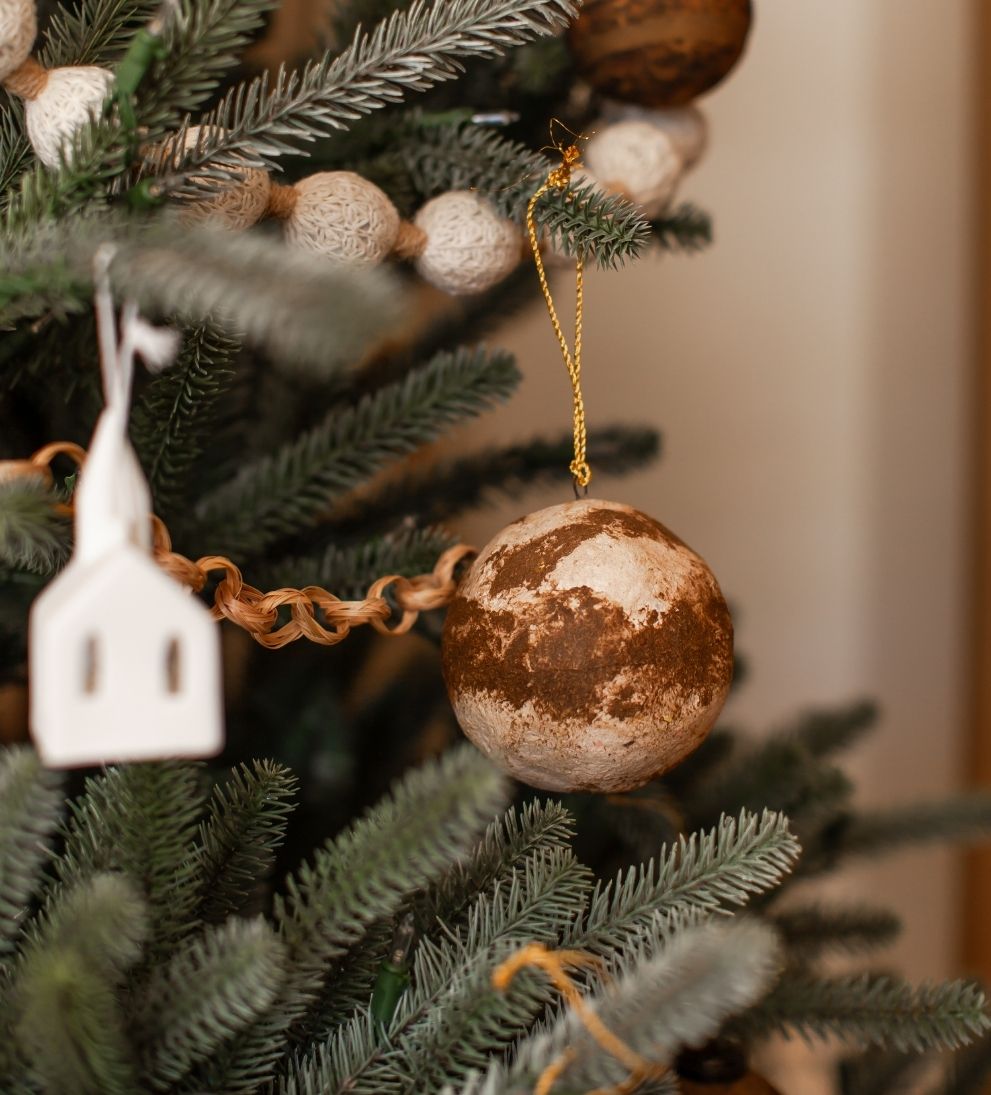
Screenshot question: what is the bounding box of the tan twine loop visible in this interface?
[266,181,300,220]
[4,445,474,649]
[527,143,591,490]
[2,57,49,100]
[392,219,428,260]
[492,944,668,1095]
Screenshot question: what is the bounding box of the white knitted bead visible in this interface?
[601,103,709,170]
[284,172,400,264]
[168,126,271,231]
[25,66,114,168]
[414,191,520,296]
[0,0,35,82]
[584,120,684,219]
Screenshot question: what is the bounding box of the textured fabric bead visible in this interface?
[283,171,400,264]
[0,0,36,83]
[25,66,114,168]
[414,191,521,295]
[168,125,271,231]
[584,119,684,219]
[602,102,709,169]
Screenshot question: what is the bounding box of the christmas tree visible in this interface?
[2,1,991,1092]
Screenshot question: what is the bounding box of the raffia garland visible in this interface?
[3,443,474,649]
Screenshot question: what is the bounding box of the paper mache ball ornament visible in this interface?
[441,498,733,793]
[0,0,36,83]
[584,119,684,218]
[568,0,753,108]
[413,190,522,295]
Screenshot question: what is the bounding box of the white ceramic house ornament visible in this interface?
[29,257,224,766]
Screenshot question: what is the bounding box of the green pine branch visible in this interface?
[135,917,287,1090]
[41,0,160,68]
[283,847,593,1094]
[55,763,205,964]
[0,750,64,961]
[14,874,148,1095]
[649,204,713,253]
[191,346,521,558]
[197,746,507,1092]
[164,0,578,190]
[738,972,991,1053]
[130,323,239,519]
[572,810,800,954]
[140,0,277,125]
[772,903,902,960]
[327,425,660,535]
[263,525,459,597]
[484,920,779,1095]
[0,480,71,575]
[194,760,298,925]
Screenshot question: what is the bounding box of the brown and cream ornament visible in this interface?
[441,498,733,793]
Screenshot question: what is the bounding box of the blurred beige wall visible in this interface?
[460,0,978,996]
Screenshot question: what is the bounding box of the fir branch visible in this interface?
[487,920,780,1095]
[135,917,287,1090]
[283,847,593,1094]
[329,425,660,534]
[194,760,298,924]
[0,480,71,575]
[782,699,878,759]
[738,972,991,1053]
[14,874,148,1095]
[108,226,401,375]
[199,746,507,1091]
[819,794,991,865]
[55,763,205,963]
[165,0,579,190]
[192,346,521,558]
[140,0,277,125]
[398,120,652,267]
[772,903,901,960]
[305,800,577,1041]
[130,323,239,519]
[41,0,159,68]
[573,811,800,955]
[684,735,853,833]
[649,204,713,252]
[264,524,458,595]
[0,750,63,960]
[0,106,31,210]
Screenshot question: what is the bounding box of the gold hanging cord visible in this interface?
[526,139,591,491]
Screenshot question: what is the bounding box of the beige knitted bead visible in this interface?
[414,191,521,296]
[601,103,709,169]
[25,65,114,168]
[584,119,684,219]
[283,171,400,264]
[166,125,271,231]
[0,0,36,82]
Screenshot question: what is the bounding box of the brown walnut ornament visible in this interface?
[441,499,732,792]
[568,0,753,108]
[676,1043,782,1094]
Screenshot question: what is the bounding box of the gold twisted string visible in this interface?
[492,943,668,1095]
[526,142,591,490]
[3,444,474,649]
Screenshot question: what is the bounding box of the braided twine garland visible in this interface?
[4,443,474,649]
